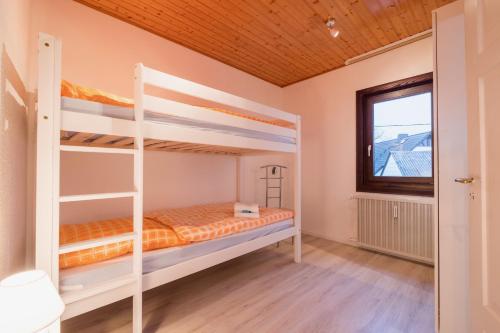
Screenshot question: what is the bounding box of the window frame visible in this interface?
[356,72,434,197]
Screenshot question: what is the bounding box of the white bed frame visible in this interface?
[35,33,301,332]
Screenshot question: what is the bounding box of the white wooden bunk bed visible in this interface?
[35,33,301,332]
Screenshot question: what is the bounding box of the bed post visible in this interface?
[294,115,302,263]
[133,64,144,333]
[35,33,62,333]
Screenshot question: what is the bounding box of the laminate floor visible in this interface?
[62,235,434,333]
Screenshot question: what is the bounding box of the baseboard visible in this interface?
[301,230,433,266]
[301,230,359,247]
[358,244,434,266]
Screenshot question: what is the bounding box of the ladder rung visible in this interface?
[61,273,137,304]
[61,145,135,155]
[60,191,136,203]
[59,232,136,254]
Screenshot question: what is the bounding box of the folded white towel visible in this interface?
[234,202,260,218]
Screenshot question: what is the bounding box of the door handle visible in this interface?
[454,177,474,184]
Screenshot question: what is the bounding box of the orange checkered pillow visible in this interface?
[59,217,187,269]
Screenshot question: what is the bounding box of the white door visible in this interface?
[464,0,500,332]
[434,2,468,332]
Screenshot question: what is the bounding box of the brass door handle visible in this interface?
[454,177,474,184]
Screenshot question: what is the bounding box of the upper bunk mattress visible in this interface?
[60,80,296,144]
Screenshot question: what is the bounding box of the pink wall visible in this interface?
[0,0,33,277]
[27,0,285,228]
[60,151,237,224]
[283,38,434,244]
[239,153,295,209]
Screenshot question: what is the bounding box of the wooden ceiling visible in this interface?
[75,0,454,87]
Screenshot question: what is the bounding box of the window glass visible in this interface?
[373,92,432,177]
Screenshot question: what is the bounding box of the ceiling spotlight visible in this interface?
[325,18,340,38]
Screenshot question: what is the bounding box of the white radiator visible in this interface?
[356,197,434,264]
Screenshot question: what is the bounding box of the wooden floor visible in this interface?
[62,236,435,333]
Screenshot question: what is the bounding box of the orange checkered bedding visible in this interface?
[61,80,295,129]
[59,203,294,269]
[147,202,294,243]
[59,217,187,269]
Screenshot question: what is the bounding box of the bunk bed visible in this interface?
[35,33,301,333]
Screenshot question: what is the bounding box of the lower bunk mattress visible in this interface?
[60,219,293,290]
[60,202,294,269]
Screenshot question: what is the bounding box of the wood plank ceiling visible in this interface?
[75,0,455,87]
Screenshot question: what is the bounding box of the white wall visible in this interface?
[283,38,433,244]
[0,0,33,277]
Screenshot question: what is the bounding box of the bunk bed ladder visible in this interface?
[36,35,144,332]
[36,33,63,333]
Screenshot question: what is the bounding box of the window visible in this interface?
[356,73,434,196]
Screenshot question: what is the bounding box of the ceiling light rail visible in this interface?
[345,29,432,66]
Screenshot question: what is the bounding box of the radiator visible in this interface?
[357,198,434,264]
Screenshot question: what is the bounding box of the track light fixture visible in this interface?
[326,17,340,38]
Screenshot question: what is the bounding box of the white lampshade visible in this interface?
[0,270,65,333]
